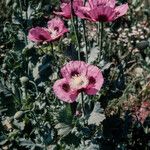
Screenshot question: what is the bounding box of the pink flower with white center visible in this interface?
[74,0,128,22]
[53,61,104,103]
[28,17,68,43]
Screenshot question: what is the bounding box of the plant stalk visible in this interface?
[98,22,104,61]
[81,92,85,117]
[82,20,88,62]
[71,0,81,60]
[18,0,23,19]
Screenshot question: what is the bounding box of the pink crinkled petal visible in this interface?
[85,64,104,95]
[61,61,87,79]
[103,6,116,21]
[28,27,51,42]
[47,17,68,40]
[96,6,116,22]
[75,6,96,21]
[73,0,93,20]
[54,3,71,19]
[106,0,116,8]
[53,78,78,103]
[114,4,128,19]
[88,0,96,8]
[73,0,84,11]
[47,17,64,29]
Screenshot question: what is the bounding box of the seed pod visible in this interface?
[20,76,29,85]
[14,111,24,119]
[136,40,149,50]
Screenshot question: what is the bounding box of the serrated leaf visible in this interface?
[58,105,73,124]
[32,55,52,83]
[0,83,12,97]
[19,138,36,149]
[88,102,105,126]
[27,4,34,19]
[5,0,12,6]
[102,62,114,71]
[77,140,99,150]
[86,143,99,150]
[13,120,25,130]
[55,123,72,137]
[63,44,78,60]
[88,46,99,63]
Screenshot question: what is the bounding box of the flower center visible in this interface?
[48,28,58,38]
[98,15,108,22]
[70,75,89,90]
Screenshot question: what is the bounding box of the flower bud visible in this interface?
[20,76,29,85]
[14,111,24,119]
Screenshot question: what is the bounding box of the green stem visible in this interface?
[50,43,54,55]
[71,0,81,60]
[18,0,23,19]
[82,20,88,63]
[98,22,104,61]
[81,92,85,117]
[29,81,38,96]
[71,19,81,60]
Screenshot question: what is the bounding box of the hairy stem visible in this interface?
[81,92,85,117]
[82,20,88,62]
[71,0,81,60]
[98,22,104,61]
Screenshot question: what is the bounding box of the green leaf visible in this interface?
[88,102,105,126]
[88,46,99,63]
[55,123,72,137]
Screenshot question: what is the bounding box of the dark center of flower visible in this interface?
[54,27,59,32]
[89,77,96,84]
[62,83,70,92]
[39,35,48,41]
[98,15,108,22]
[83,12,92,19]
[71,70,79,77]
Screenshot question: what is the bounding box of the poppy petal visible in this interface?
[53,78,78,103]
[85,64,104,95]
[28,27,51,42]
[61,61,87,79]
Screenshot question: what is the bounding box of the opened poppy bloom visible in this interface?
[54,2,71,19]
[53,61,104,103]
[28,17,68,43]
[74,0,128,22]
[53,0,83,19]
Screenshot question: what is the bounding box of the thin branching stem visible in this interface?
[50,42,55,58]
[71,0,81,60]
[82,20,88,62]
[18,0,23,19]
[81,92,85,117]
[98,22,104,61]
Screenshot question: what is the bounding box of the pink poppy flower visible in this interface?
[136,101,150,124]
[53,0,83,19]
[74,0,128,22]
[54,2,71,19]
[53,61,104,103]
[47,17,68,40]
[28,17,68,43]
[28,27,52,43]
